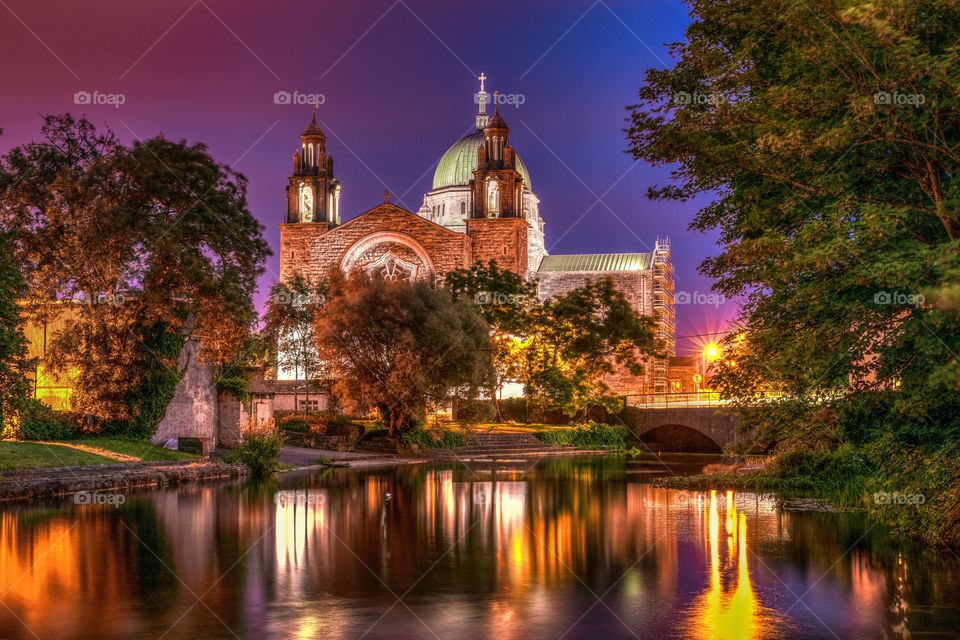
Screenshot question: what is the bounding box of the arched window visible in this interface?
[441,203,445,216]
[486,180,500,215]
[308,144,314,167]
[460,201,466,215]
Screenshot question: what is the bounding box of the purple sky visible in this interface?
[0,0,738,355]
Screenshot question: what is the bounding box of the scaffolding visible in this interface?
[651,237,676,393]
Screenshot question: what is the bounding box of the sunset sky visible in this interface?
[0,0,738,352]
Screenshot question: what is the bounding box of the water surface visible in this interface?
[0,456,957,639]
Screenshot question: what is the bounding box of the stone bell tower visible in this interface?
[285,104,341,226]
[466,93,529,275]
[280,105,342,283]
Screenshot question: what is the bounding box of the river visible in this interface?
[0,455,957,639]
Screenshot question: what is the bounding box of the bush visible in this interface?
[227,419,283,477]
[537,422,629,449]
[453,398,496,424]
[16,399,82,440]
[400,429,467,449]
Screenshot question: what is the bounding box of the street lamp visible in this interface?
[698,343,721,403]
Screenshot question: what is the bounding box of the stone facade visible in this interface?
[280,202,475,283]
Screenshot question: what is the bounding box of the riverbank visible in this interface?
[655,443,960,546]
[0,460,248,503]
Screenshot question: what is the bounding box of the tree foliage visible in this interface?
[0,114,269,426]
[0,230,30,427]
[315,271,494,436]
[626,0,960,434]
[261,274,326,407]
[521,278,659,416]
[448,263,659,417]
[444,261,538,406]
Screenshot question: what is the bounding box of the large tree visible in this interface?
[0,115,270,424]
[521,278,659,416]
[444,261,538,414]
[261,273,326,409]
[315,271,493,436]
[0,230,30,428]
[627,0,960,439]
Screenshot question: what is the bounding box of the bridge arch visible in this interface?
[630,407,744,452]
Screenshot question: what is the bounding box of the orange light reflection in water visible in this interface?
[682,490,781,640]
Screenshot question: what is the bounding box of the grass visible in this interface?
[64,438,197,461]
[0,442,117,470]
[0,438,198,471]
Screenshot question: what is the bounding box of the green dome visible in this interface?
[432,130,532,191]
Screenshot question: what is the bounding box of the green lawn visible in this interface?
[64,438,197,461]
[0,442,116,470]
[0,438,197,471]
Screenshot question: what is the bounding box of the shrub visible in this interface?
[453,398,496,424]
[227,418,283,477]
[537,422,629,450]
[16,399,82,440]
[400,429,467,449]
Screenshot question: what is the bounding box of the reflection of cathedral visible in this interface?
[279,76,676,392]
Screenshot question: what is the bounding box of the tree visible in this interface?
[626,0,960,436]
[0,115,269,427]
[0,230,30,429]
[315,271,494,436]
[521,278,659,417]
[444,261,538,417]
[261,274,326,410]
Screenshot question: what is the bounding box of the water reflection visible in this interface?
[0,458,957,639]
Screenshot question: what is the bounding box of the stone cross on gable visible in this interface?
[383,189,391,203]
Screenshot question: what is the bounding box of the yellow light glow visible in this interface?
[704,344,720,360]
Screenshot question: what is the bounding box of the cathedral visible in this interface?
[278,77,676,393]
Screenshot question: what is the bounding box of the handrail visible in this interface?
[624,391,786,408]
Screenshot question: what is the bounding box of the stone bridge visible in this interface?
[631,406,745,453]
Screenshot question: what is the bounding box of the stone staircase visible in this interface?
[358,431,595,459]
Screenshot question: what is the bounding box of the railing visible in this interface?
[624,391,786,408]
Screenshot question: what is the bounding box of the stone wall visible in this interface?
[280,202,473,282]
[466,217,529,276]
[152,339,218,447]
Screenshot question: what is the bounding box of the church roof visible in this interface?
[537,253,652,273]
[432,130,532,191]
